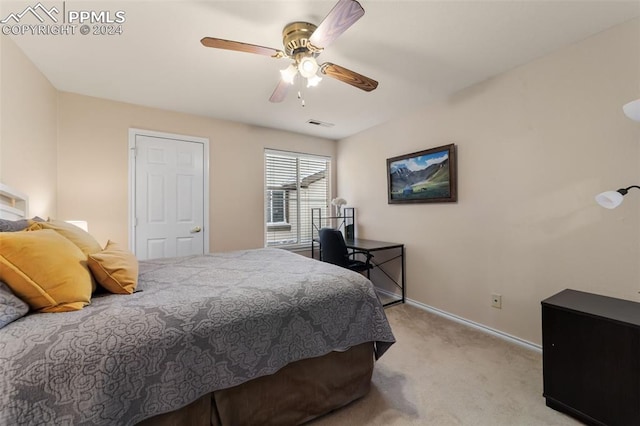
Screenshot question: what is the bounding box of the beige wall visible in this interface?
[0,37,57,217]
[56,92,336,251]
[337,19,640,345]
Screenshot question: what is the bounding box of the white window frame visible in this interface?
[264,149,331,249]
[266,189,288,225]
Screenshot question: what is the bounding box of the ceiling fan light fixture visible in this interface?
[280,64,297,84]
[298,57,319,79]
[306,74,322,88]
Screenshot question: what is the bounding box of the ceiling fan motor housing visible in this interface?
[282,22,319,58]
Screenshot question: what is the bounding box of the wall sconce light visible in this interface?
[623,99,640,122]
[595,186,640,209]
[595,100,640,209]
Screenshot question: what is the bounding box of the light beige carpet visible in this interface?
[311,304,582,426]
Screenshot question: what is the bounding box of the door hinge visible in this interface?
[131,147,137,157]
[134,217,138,227]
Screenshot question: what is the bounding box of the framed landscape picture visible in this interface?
[387,143,457,204]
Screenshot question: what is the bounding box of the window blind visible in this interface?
[265,150,331,247]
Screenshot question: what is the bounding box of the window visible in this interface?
[266,190,287,224]
[265,150,331,247]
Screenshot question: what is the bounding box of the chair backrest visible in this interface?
[318,228,349,267]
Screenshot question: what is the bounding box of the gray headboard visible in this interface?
[0,183,28,220]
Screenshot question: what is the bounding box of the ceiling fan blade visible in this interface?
[201,37,285,58]
[269,79,291,103]
[320,62,378,92]
[308,0,364,50]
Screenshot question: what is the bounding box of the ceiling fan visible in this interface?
[200,0,378,103]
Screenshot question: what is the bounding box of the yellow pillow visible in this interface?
[87,241,139,294]
[0,229,93,312]
[27,220,102,292]
[27,219,102,256]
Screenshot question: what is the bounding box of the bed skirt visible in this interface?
[138,342,374,426]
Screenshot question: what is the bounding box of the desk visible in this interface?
[346,238,405,307]
[313,237,405,307]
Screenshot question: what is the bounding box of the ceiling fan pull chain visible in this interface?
[294,74,306,107]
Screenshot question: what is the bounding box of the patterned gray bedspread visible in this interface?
[0,248,395,425]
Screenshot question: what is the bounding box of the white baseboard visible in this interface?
[403,297,542,353]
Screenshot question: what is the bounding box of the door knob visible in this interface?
[190,226,202,233]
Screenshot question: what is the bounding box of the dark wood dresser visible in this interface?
[541,289,640,426]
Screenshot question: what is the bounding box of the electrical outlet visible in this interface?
[491,294,502,309]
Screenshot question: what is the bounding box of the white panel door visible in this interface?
[134,134,205,260]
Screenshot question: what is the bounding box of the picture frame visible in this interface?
[387,143,457,204]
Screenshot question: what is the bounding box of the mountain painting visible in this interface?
[387,144,457,204]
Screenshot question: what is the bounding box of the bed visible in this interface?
[0,184,395,426]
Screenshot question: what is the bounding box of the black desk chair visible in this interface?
[318,228,373,276]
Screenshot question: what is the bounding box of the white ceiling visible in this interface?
[4,0,639,140]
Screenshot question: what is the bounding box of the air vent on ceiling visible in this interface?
[307,119,335,128]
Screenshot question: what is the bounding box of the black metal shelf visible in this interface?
[311,207,355,253]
